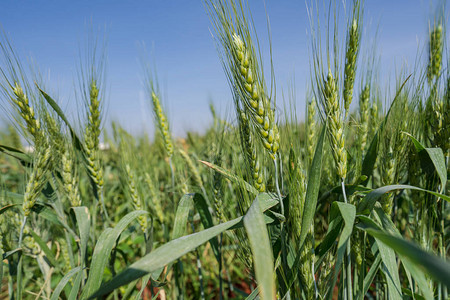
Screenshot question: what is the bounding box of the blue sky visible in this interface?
[0,1,445,137]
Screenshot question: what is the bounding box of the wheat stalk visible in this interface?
[43,112,65,160]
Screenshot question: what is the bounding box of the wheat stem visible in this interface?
[341,180,353,300]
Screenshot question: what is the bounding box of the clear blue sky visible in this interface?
[0,1,445,137]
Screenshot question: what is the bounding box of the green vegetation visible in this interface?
[0,0,449,299]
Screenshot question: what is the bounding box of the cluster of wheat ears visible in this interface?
[0,0,449,299]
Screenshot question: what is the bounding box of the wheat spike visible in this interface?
[231,34,280,158]
[11,83,43,143]
[343,16,361,118]
[238,110,265,192]
[323,69,347,180]
[359,83,370,154]
[427,23,443,82]
[151,91,174,159]
[306,98,317,168]
[125,164,148,233]
[22,146,52,216]
[61,146,81,207]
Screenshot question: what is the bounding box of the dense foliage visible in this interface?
[0,1,449,299]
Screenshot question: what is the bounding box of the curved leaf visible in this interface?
[0,144,31,167]
[358,184,450,214]
[299,125,325,248]
[405,132,447,188]
[172,193,194,240]
[193,193,220,261]
[50,267,82,300]
[244,194,276,300]
[80,210,148,299]
[69,206,90,300]
[88,193,280,299]
[358,217,450,289]
[29,230,58,268]
[372,208,433,299]
[89,217,242,299]
[37,87,84,153]
[199,160,258,195]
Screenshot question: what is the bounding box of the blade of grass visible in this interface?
[0,246,3,297]
[284,126,325,292]
[326,202,356,300]
[69,207,90,300]
[80,210,148,299]
[29,230,58,268]
[88,217,242,299]
[244,194,276,300]
[358,184,450,214]
[360,254,381,300]
[375,233,403,300]
[193,193,220,261]
[373,207,434,299]
[405,132,447,188]
[50,267,82,300]
[89,193,278,299]
[199,160,258,195]
[358,216,450,289]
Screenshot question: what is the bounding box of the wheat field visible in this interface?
[0,0,449,299]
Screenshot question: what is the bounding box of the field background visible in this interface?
[0,1,449,299]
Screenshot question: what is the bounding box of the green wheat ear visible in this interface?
[231,34,280,158]
[43,112,65,159]
[87,81,101,148]
[61,145,81,207]
[11,82,44,144]
[84,79,105,204]
[306,97,317,168]
[151,90,174,159]
[124,164,148,233]
[427,23,443,83]
[22,145,53,216]
[238,110,265,192]
[359,83,370,154]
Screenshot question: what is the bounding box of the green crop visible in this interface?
[0,1,449,299]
